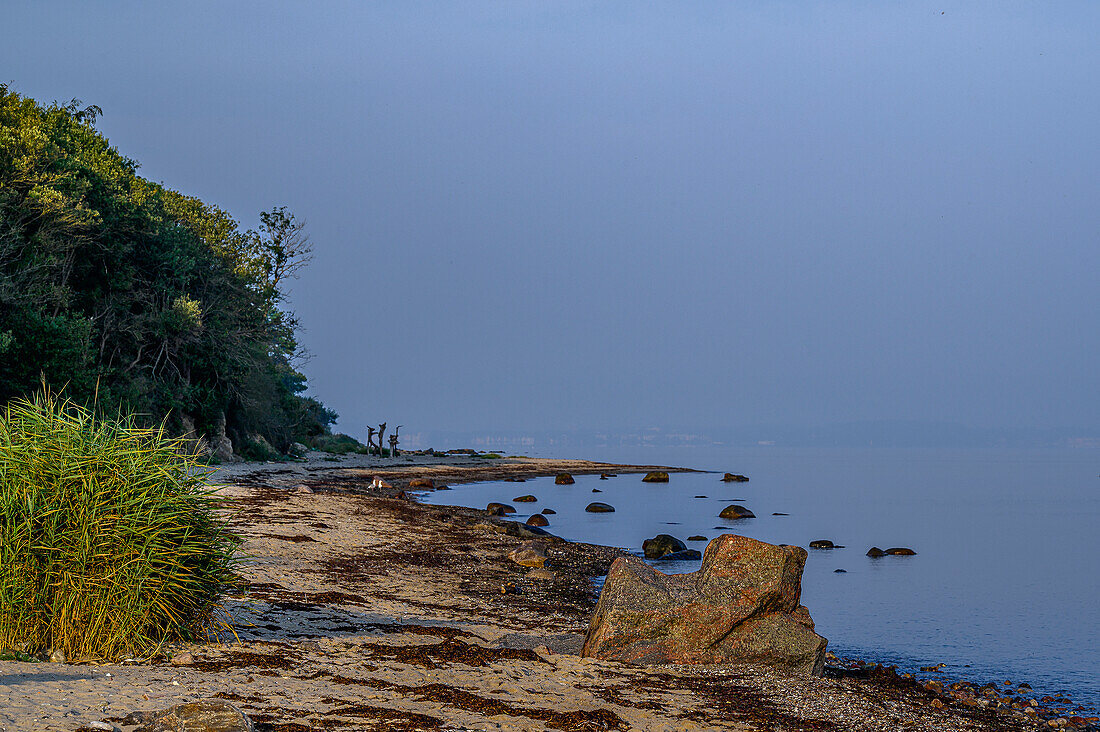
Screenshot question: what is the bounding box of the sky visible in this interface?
[4,1,1099,441]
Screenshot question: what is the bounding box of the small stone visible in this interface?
[555,473,575,485]
[718,504,755,519]
[772,512,789,516]
[526,514,549,527]
[527,568,557,580]
[642,471,670,483]
[487,502,516,516]
[808,540,836,549]
[833,569,847,573]
[657,549,702,561]
[125,701,253,732]
[87,722,121,732]
[694,495,707,498]
[541,508,556,514]
[170,652,194,666]
[721,473,750,482]
[508,542,548,568]
[642,534,687,559]
[885,547,917,556]
[687,535,707,541]
[513,494,537,502]
[408,478,434,489]
[585,502,615,513]
[48,648,66,663]
[866,547,886,558]
[591,488,602,492]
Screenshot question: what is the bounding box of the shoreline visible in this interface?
[0,452,1085,731]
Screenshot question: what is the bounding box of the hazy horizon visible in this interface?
[5,2,1098,443]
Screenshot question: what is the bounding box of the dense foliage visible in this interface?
[0,85,335,452]
[0,391,239,660]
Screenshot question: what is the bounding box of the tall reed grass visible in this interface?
[0,391,239,661]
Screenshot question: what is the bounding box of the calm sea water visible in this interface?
[419,446,1100,706]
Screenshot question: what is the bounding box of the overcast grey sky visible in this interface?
[5,1,1098,438]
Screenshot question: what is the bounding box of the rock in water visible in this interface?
[555,473,575,485]
[658,549,702,561]
[582,534,827,675]
[486,502,516,516]
[642,534,687,559]
[866,546,886,557]
[585,502,615,513]
[526,514,549,527]
[122,701,253,732]
[809,540,837,549]
[885,547,917,556]
[719,504,756,519]
[642,471,670,483]
[513,494,537,502]
[721,473,750,482]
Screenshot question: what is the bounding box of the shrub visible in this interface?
[308,432,369,455]
[0,391,239,661]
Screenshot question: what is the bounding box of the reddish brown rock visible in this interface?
[582,534,827,675]
[408,478,434,489]
[555,473,575,485]
[526,514,549,527]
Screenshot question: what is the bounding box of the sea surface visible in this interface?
[418,446,1100,706]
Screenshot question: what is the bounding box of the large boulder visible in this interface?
[582,534,827,675]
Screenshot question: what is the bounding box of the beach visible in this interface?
[0,453,1072,731]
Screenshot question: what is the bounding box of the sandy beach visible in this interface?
[0,453,1059,731]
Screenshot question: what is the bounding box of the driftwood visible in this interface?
[389,425,402,457]
[366,427,378,456]
[377,422,387,458]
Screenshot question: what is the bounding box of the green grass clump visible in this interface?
[0,391,239,661]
